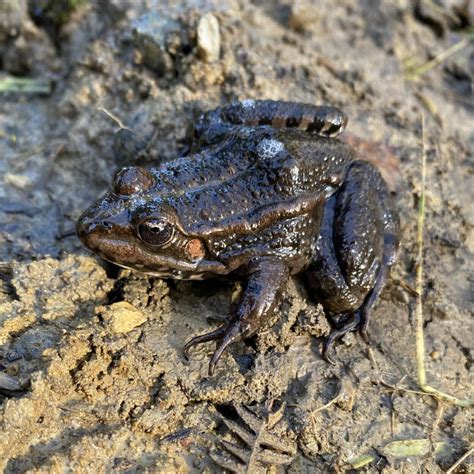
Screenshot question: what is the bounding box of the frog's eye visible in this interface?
[138,218,174,246]
[113,166,154,195]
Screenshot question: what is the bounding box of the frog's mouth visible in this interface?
[78,229,228,280]
[112,261,212,280]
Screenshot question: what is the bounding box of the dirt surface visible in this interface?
[0,0,473,472]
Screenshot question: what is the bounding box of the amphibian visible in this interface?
[77,100,400,375]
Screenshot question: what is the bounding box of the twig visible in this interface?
[416,120,427,387]
[446,447,473,474]
[367,348,466,400]
[414,91,443,128]
[415,114,473,408]
[312,380,342,415]
[397,279,419,298]
[430,403,444,437]
[98,107,130,131]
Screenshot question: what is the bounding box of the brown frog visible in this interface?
[77,100,400,375]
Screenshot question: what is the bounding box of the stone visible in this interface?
[132,12,184,75]
[0,0,27,41]
[288,1,319,33]
[197,13,220,63]
[102,302,147,333]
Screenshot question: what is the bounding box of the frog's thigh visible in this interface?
[307,161,386,313]
[333,161,387,301]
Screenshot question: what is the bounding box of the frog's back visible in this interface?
[151,130,354,237]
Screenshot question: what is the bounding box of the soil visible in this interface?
[0,0,472,472]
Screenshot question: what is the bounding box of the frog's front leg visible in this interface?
[183,257,289,375]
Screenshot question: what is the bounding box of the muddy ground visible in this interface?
[0,0,473,472]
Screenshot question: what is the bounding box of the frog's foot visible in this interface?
[322,310,365,365]
[182,322,244,376]
[182,326,226,360]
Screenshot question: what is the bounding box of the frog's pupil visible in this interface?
[138,219,173,246]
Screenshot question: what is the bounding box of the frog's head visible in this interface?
[76,166,226,279]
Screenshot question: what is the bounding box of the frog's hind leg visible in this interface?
[355,173,400,345]
[321,235,397,364]
[193,100,348,147]
[306,160,399,363]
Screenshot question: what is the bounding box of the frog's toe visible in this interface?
[358,325,370,344]
[182,326,226,360]
[208,323,242,376]
[322,311,363,364]
[321,337,337,366]
[322,326,349,365]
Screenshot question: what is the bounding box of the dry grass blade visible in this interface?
[414,114,473,408]
[234,405,262,433]
[414,92,443,127]
[98,107,129,130]
[406,38,469,80]
[346,454,376,469]
[0,372,23,391]
[210,402,296,473]
[446,447,474,474]
[381,438,446,458]
[210,450,244,474]
[235,404,294,453]
[255,449,294,465]
[265,398,286,429]
[221,440,251,463]
[220,417,254,445]
[0,76,51,94]
[259,431,296,453]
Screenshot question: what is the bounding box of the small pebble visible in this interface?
[430,350,441,361]
[102,301,147,333]
[197,13,220,63]
[0,0,27,40]
[288,1,319,32]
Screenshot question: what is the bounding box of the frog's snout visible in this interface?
[76,209,110,246]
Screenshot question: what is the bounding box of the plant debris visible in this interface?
[0,76,51,94]
[210,402,296,473]
[381,438,446,459]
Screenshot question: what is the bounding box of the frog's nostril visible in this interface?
[76,213,110,239]
[76,214,89,239]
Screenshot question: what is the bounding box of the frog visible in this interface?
[76,99,400,375]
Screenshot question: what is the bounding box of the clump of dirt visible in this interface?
[0,0,472,472]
